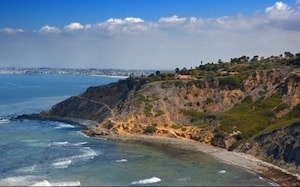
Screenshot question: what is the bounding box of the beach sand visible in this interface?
[97,134,300,186]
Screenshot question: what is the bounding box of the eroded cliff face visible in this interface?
[41,68,300,172]
[238,122,300,173]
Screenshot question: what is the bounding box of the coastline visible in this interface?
[94,134,300,186]
[15,114,300,186]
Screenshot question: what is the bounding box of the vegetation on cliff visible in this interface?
[35,51,299,172]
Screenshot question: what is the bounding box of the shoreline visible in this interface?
[94,134,300,186]
[14,115,300,186]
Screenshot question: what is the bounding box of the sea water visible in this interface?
[0,74,274,186]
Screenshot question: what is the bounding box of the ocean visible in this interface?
[0,74,274,186]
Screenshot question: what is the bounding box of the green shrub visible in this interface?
[218,76,240,89]
[242,96,252,103]
[144,104,153,117]
[144,125,157,134]
[155,110,165,117]
[274,103,289,112]
[171,124,180,129]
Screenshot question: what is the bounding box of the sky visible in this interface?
[0,0,300,70]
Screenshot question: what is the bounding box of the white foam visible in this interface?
[50,181,81,186]
[31,180,51,186]
[0,118,10,124]
[72,147,97,161]
[116,159,128,163]
[31,180,81,186]
[16,165,37,173]
[48,141,69,146]
[71,142,87,146]
[52,159,72,169]
[218,170,226,174]
[176,177,191,182]
[0,175,40,186]
[52,147,97,169]
[131,177,161,185]
[54,123,75,129]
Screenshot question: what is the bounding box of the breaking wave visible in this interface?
[52,159,72,169]
[116,159,128,163]
[31,180,81,186]
[54,123,75,129]
[131,177,161,185]
[48,141,87,147]
[0,118,10,124]
[52,146,97,169]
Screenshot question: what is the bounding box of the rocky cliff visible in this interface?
[31,67,300,173]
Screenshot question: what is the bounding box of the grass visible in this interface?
[219,95,299,147]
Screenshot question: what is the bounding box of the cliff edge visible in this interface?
[25,59,300,174]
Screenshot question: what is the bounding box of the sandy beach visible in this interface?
[96,134,300,186]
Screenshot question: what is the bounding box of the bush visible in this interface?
[274,103,289,112]
[144,125,157,134]
[218,76,240,89]
[242,96,253,103]
[155,110,165,117]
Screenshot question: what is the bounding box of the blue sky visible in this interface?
[0,0,300,69]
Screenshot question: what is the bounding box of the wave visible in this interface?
[72,147,97,161]
[16,165,37,173]
[48,141,69,146]
[71,142,87,146]
[0,118,10,124]
[218,170,226,174]
[52,147,97,169]
[48,141,87,147]
[31,180,81,186]
[54,123,75,129]
[131,177,161,185]
[0,175,41,186]
[52,159,72,169]
[116,159,128,163]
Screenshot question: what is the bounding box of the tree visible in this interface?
[175,67,180,74]
[284,51,294,59]
[155,71,161,76]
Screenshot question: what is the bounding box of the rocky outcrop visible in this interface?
[238,122,300,173]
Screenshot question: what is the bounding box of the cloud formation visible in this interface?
[0,1,299,69]
[64,22,85,31]
[0,27,24,34]
[38,25,61,33]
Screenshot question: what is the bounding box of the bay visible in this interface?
[0,74,273,186]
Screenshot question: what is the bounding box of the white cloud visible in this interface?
[159,15,187,24]
[1,2,300,69]
[0,27,24,34]
[124,17,144,23]
[38,25,60,33]
[97,17,148,33]
[265,1,293,19]
[64,22,84,31]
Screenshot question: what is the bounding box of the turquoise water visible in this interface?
[0,74,274,186]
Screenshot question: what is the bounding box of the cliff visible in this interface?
[29,66,300,173]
